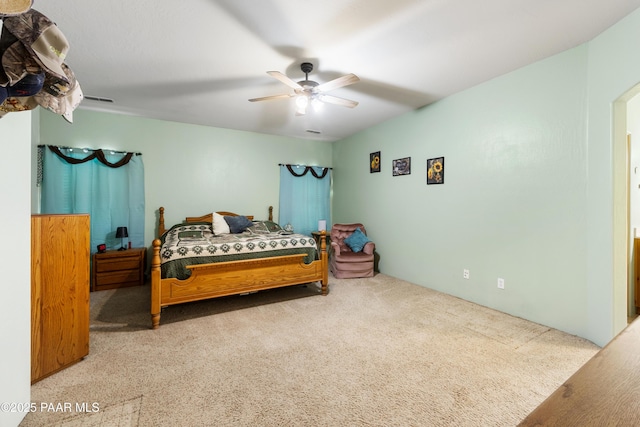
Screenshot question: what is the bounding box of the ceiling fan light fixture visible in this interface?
[295,94,310,115]
[311,96,323,112]
[295,95,308,109]
[251,62,360,117]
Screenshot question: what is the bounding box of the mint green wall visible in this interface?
[33,8,640,347]
[627,93,640,318]
[1,111,32,427]
[36,110,332,251]
[586,8,640,345]
[333,7,640,347]
[333,46,591,341]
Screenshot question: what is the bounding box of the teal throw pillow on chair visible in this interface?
[344,227,370,253]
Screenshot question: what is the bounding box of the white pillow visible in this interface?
[212,212,230,234]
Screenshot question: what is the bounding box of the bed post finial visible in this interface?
[268,206,273,222]
[158,207,166,237]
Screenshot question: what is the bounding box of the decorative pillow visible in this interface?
[224,215,253,233]
[262,220,283,233]
[344,227,370,253]
[247,221,271,234]
[212,212,230,234]
[161,222,211,243]
[178,230,203,239]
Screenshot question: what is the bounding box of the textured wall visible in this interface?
[36,110,333,249]
[33,8,640,347]
[333,45,591,341]
[332,6,640,347]
[0,111,32,427]
[585,7,640,344]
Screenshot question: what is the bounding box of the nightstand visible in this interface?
[92,247,146,291]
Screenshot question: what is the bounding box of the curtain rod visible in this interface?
[278,163,332,170]
[38,144,141,155]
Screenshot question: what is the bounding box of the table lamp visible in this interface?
[115,226,128,251]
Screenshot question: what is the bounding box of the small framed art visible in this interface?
[370,151,381,173]
[427,157,444,184]
[392,157,411,176]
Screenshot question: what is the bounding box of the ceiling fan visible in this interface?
[249,62,360,115]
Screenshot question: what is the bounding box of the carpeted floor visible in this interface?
[21,274,599,426]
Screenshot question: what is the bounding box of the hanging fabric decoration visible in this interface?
[279,164,331,236]
[40,145,145,253]
[282,164,331,179]
[47,145,136,168]
[37,145,140,186]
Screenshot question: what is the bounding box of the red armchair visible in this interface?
[329,223,375,279]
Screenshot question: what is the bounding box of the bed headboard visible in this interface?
[185,212,254,223]
[157,206,273,237]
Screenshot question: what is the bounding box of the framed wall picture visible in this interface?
[427,157,444,184]
[370,151,381,173]
[392,157,411,176]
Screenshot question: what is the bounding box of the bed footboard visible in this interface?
[150,231,328,329]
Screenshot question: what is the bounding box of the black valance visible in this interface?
[37,145,142,187]
[280,164,331,179]
[46,145,139,168]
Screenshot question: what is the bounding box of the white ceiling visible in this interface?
[31,0,640,142]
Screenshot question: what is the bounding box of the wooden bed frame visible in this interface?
[150,206,328,329]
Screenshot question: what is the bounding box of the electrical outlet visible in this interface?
[497,278,505,289]
[463,269,470,279]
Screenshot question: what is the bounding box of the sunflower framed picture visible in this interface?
[427,157,444,184]
[370,151,381,173]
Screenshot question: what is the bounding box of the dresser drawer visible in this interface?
[96,257,140,273]
[96,270,141,286]
[92,247,146,291]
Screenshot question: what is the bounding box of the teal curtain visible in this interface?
[279,165,330,236]
[41,146,145,253]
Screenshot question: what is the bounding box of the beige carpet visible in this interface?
[21,274,599,427]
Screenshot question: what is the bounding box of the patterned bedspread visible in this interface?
[160,222,319,280]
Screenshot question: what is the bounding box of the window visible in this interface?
[278,164,330,236]
[39,146,145,252]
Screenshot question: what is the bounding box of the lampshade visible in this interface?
[115,227,128,238]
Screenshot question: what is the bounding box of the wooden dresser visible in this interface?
[92,247,146,291]
[31,214,90,383]
[635,238,640,314]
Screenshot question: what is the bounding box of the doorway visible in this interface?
[613,84,640,328]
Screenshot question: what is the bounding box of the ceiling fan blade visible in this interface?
[318,94,359,108]
[314,73,360,92]
[248,94,293,102]
[267,71,303,90]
